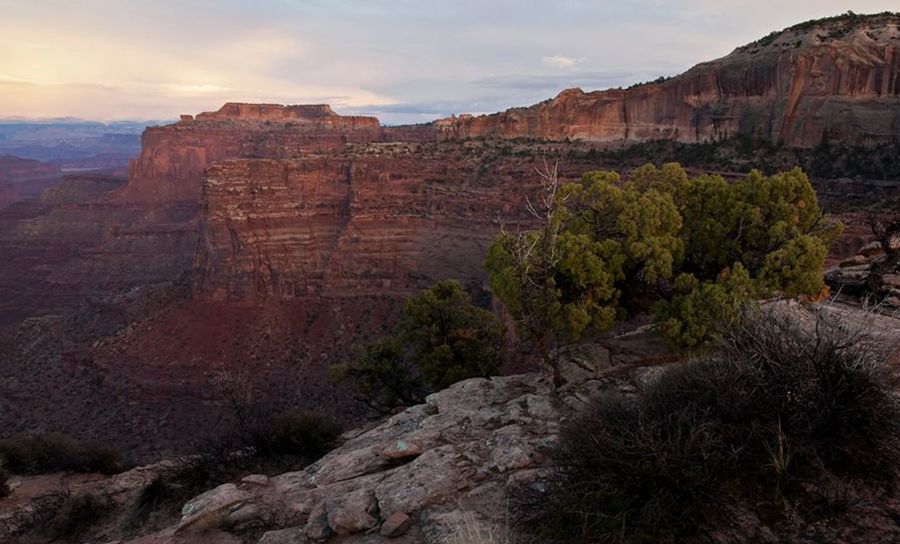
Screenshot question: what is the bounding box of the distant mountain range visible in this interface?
[0,119,170,164]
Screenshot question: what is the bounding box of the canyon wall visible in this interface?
[437,15,900,147]
[192,143,603,300]
[122,103,387,202]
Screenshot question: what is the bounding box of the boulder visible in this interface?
[242,474,271,487]
[882,274,900,289]
[380,440,423,462]
[177,484,252,533]
[257,527,308,544]
[325,488,379,534]
[860,241,885,258]
[380,512,413,538]
[840,254,869,267]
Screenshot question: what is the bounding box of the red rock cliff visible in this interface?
[122,103,386,202]
[191,143,603,300]
[437,15,900,147]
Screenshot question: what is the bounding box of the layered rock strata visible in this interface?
[437,15,900,147]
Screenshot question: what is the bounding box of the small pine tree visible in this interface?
[334,280,504,412]
[486,163,841,358]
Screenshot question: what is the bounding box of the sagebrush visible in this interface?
[516,305,900,542]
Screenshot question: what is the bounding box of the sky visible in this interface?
[1,1,897,125]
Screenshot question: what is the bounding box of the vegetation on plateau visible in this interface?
[746,10,900,48]
[485,162,840,381]
[570,136,900,186]
[0,433,126,476]
[334,279,504,413]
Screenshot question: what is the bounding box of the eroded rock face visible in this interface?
[123,103,387,203]
[191,144,606,300]
[116,330,673,544]
[827,238,900,306]
[436,16,900,147]
[150,374,567,543]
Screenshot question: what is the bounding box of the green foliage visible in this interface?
[655,264,756,350]
[486,163,839,352]
[332,338,422,412]
[336,280,504,412]
[758,234,828,296]
[587,135,900,186]
[515,306,900,542]
[0,433,126,475]
[745,11,900,48]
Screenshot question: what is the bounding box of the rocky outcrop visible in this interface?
[437,14,900,147]
[0,460,181,542]
[122,103,386,202]
[826,238,900,306]
[116,303,900,544]
[123,333,671,544]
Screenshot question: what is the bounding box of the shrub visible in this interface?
[516,304,900,542]
[335,279,504,412]
[129,408,341,530]
[487,163,841,355]
[129,458,215,527]
[219,406,343,459]
[0,433,125,475]
[266,410,343,459]
[445,511,518,544]
[45,493,112,540]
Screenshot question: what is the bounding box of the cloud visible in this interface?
[541,55,579,69]
[2,0,899,123]
[475,70,643,92]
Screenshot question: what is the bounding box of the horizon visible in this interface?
[1,1,898,125]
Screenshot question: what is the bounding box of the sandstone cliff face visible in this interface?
[437,15,900,147]
[123,103,386,202]
[191,143,606,300]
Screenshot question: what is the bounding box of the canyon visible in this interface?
[1,14,900,461]
[0,156,62,209]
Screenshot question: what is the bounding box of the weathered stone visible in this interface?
[326,488,379,534]
[840,254,869,267]
[257,527,308,544]
[380,440,424,461]
[380,512,413,538]
[882,274,900,289]
[228,502,263,531]
[375,445,473,515]
[242,474,271,487]
[177,484,252,533]
[303,502,333,542]
[825,265,870,287]
[860,241,886,257]
[488,425,545,473]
